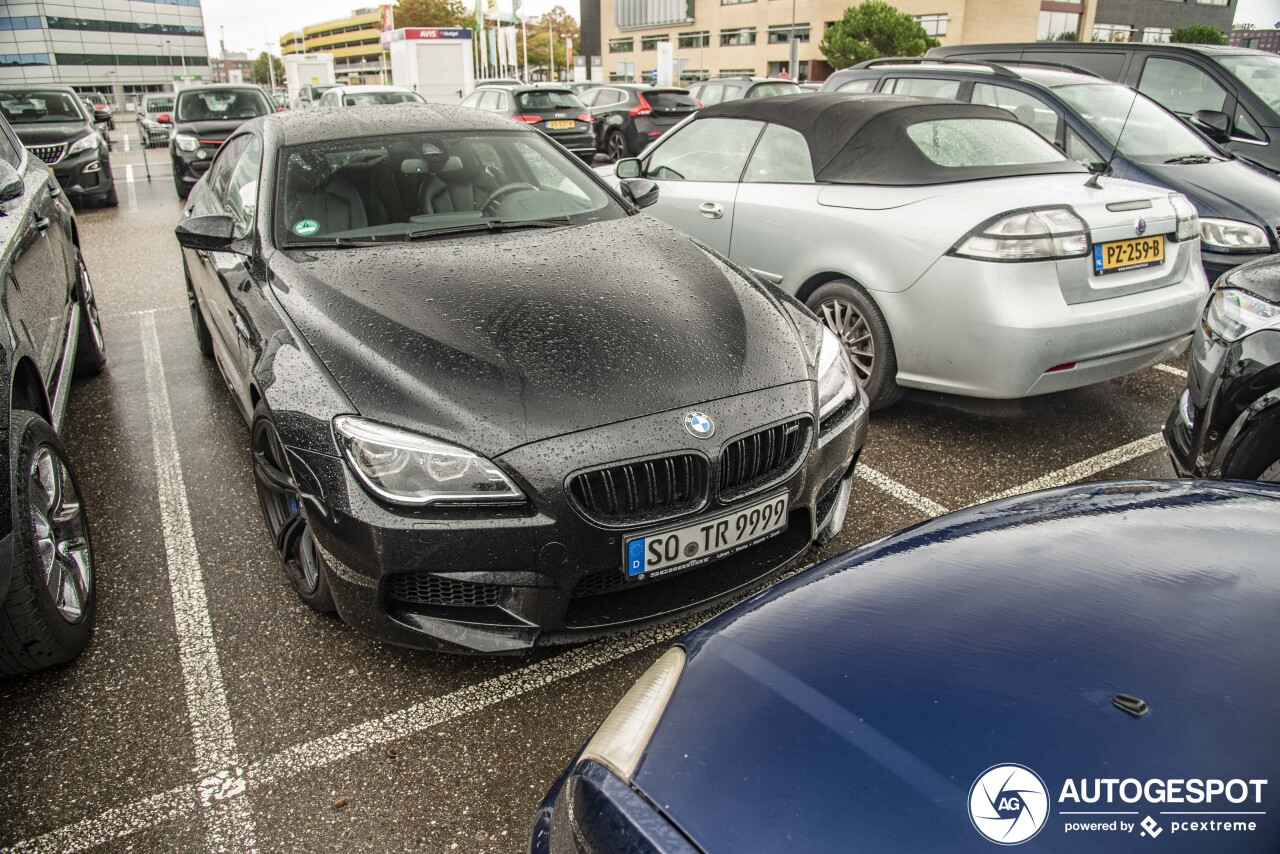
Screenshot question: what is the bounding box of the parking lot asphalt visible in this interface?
[0,135,1183,853]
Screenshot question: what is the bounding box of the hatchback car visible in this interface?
[170,85,273,199]
[0,86,116,207]
[315,84,425,107]
[1165,254,1280,481]
[822,59,1280,283]
[687,77,801,106]
[79,92,113,130]
[172,104,868,653]
[606,94,1207,408]
[580,85,700,161]
[460,85,596,161]
[534,479,1280,853]
[138,93,174,147]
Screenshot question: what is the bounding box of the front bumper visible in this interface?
[291,382,867,653]
[49,149,113,200]
[172,144,219,186]
[1202,248,1273,287]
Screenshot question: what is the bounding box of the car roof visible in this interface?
[264,102,523,146]
[332,84,413,93]
[179,85,266,94]
[846,61,1103,90]
[934,41,1273,58]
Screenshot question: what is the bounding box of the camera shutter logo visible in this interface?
[969,764,1050,845]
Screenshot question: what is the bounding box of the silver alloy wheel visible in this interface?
[607,132,628,162]
[79,258,105,354]
[818,297,874,384]
[30,446,92,623]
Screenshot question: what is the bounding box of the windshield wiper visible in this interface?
[404,218,572,241]
[282,237,389,248]
[1164,154,1222,165]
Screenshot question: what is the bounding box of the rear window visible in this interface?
[906,118,1066,167]
[343,91,425,106]
[646,91,700,111]
[516,90,585,111]
[177,89,271,122]
[145,97,174,112]
[746,82,801,99]
[0,90,85,124]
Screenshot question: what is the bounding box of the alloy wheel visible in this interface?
[252,418,321,594]
[818,297,874,384]
[607,133,628,162]
[30,446,92,623]
[79,258,105,355]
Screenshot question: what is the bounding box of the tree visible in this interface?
[253,52,284,85]
[1171,24,1227,45]
[819,1,939,70]
[395,0,472,28]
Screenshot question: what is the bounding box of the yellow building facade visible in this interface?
[280,7,392,84]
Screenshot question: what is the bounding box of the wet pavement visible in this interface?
[0,139,1185,853]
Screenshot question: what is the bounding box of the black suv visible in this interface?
[821,59,1280,283]
[579,84,700,160]
[929,42,1280,175]
[0,86,116,208]
[459,85,597,161]
[0,113,106,674]
[686,77,801,106]
[170,85,273,199]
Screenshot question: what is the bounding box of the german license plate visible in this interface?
[547,120,574,129]
[624,493,788,581]
[1094,235,1165,275]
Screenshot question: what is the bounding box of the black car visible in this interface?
[929,42,1280,175]
[79,92,114,131]
[1165,255,1280,481]
[687,77,801,106]
[0,113,106,675]
[170,85,273,199]
[820,60,1280,283]
[173,104,867,654]
[0,86,116,208]
[459,86,596,161]
[138,94,174,147]
[579,85,700,161]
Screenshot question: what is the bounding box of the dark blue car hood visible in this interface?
[1123,157,1280,227]
[632,480,1280,853]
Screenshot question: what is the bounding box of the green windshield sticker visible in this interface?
[292,219,319,236]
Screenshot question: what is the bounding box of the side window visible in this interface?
[496,91,510,112]
[1234,108,1267,142]
[743,124,814,184]
[886,77,960,100]
[971,84,1060,142]
[698,84,725,106]
[601,89,626,107]
[644,118,764,182]
[205,135,250,203]
[477,91,499,111]
[579,90,599,107]
[836,78,875,94]
[460,92,482,108]
[1066,128,1104,172]
[1138,58,1228,117]
[223,136,263,238]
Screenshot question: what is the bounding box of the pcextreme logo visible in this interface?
[969,766,1270,845]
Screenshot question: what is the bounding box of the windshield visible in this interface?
[747,82,801,99]
[177,89,271,122]
[145,97,174,112]
[906,118,1067,167]
[0,91,86,124]
[516,90,585,111]
[343,91,425,106]
[1221,54,1280,111]
[1055,83,1218,161]
[278,130,625,246]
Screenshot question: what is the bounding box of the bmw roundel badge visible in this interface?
[684,412,715,439]
[1135,217,1148,236]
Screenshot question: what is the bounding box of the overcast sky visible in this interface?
[202,0,581,58]
[1234,0,1280,27]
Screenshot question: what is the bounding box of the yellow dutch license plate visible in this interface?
[1094,235,1165,275]
[547,120,575,129]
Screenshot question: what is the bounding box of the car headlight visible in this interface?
[333,416,524,506]
[66,132,98,156]
[580,647,685,781]
[952,207,1089,262]
[1203,288,1280,343]
[1199,218,1269,253]
[173,134,199,152]
[816,325,857,421]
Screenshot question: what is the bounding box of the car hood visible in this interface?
[632,480,1280,853]
[1219,254,1280,301]
[269,216,808,457]
[10,122,93,146]
[1123,157,1280,226]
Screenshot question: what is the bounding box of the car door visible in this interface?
[637,116,763,254]
[6,135,68,378]
[590,88,626,141]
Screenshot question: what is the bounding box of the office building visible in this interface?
[1231,27,1280,53]
[1090,0,1235,45]
[279,7,390,84]
[211,50,255,83]
[0,0,210,102]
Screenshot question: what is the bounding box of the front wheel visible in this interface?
[807,279,905,411]
[173,171,190,200]
[605,130,629,163]
[251,402,335,613]
[73,250,107,377]
[0,411,96,675]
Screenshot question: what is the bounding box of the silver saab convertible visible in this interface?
[605,94,1209,409]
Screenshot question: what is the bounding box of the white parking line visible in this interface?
[5,786,197,854]
[982,433,1166,503]
[124,165,138,213]
[856,465,949,517]
[140,313,258,853]
[1154,363,1188,379]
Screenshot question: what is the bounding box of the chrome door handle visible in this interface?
[699,202,724,220]
[48,183,62,198]
[34,216,50,231]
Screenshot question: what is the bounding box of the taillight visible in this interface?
[951,207,1089,262]
[629,94,653,117]
[513,115,542,123]
[578,112,593,122]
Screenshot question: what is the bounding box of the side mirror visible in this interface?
[157,113,171,124]
[175,214,236,252]
[1190,109,1230,142]
[619,177,659,209]
[0,160,23,203]
[615,157,643,179]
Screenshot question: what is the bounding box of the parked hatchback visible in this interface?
[138,94,174,147]
[929,42,1280,175]
[170,84,273,199]
[460,85,596,161]
[315,84,425,107]
[580,85,700,161]
[822,59,1280,283]
[0,86,116,207]
[687,77,801,106]
[606,94,1208,409]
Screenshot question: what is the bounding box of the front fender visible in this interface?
[1211,386,1280,477]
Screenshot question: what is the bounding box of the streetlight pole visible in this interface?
[265,44,277,93]
[164,39,174,92]
[549,21,555,81]
[788,0,798,80]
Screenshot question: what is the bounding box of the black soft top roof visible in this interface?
[698,92,1086,185]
